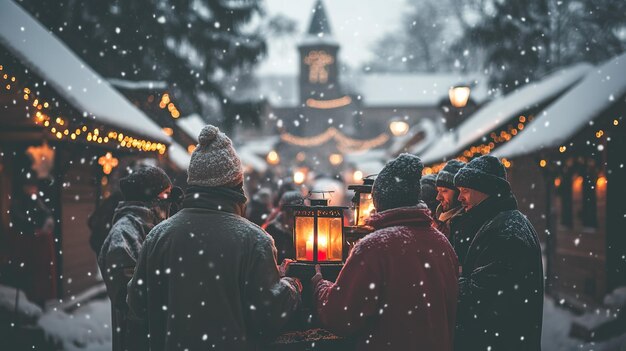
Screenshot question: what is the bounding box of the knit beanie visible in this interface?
[372,153,424,211]
[436,159,466,190]
[119,166,172,202]
[187,125,244,187]
[454,155,511,196]
[420,173,439,214]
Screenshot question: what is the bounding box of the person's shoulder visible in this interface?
[485,210,538,247]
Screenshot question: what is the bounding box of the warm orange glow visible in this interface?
[266,150,280,165]
[187,144,196,154]
[353,170,363,182]
[573,176,583,193]
[614,119,620,126]
[539,160,547,168]
[449,86,471,108]
[162,127,174,136]
[295,216,342,262]
[389,120,410,136]
[306,96,352,109]
[554,177,561,188]
[423,167,433,175]
[329,153,343,166]
[294,169,307,185]
[596,176,607,191]
[559,146,567,153]
[98,152,119,175]
[357,193,375,225]
[519,116,526,123]
[596,130,604,138]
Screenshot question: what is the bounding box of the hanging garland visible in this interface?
[281,127,389,152]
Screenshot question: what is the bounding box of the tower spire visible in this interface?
[307,0,332,36]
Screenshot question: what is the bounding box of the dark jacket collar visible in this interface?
[366,202,433,230]
[183,185,247,217]
[112,201,159,235]
[467,191,518,219]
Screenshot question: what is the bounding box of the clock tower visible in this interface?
[298,0,341,103]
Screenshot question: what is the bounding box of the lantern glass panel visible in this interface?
[317,217,343,261]
[358,193,374,225]
[295,216,315,261]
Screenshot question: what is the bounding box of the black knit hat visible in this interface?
[436,159,466,190]
[119,166,172,202]
[454,155,510,196]
[420,173,438,213]
[372,153,424,211]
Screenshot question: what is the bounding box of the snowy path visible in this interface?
[36,296,626,351]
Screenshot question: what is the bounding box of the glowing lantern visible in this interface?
[266,150,280,165]
[348,176,375,227]
[290,192,346,263]
[389,119,409,137]
[293,168,308,185]
[449,85,471,108]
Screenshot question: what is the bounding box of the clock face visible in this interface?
[304,50,334,84]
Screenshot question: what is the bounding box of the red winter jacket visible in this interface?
[313,205,459,351]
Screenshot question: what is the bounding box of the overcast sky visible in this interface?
[257,0,406,75]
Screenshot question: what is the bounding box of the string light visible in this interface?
[1,62,168,155]
[306,96,352,109]
[280,127,389,153]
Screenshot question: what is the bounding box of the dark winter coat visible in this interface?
[264,214,295,262]
[453,193,544,351]
[98,202,158,351]
[313,204,459,351]
[127,186,301,351]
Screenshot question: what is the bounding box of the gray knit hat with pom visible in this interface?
[372,153,424,212]
[187,125,244,187]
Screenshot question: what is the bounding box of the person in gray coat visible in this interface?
[98,165,174,351]
[128,125,301,351]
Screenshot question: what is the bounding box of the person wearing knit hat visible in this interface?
[312,153,459,350]
[450,155,543,351]
[420,173,439,215]
[434,159,466,238]
[127,125,302,351]
[99,164,173,351]
[187,124,244,188]
[371,153,424,211]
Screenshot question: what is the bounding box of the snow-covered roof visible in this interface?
[355,73,489,107]
[168,142,191,171]
[0,1,169,143]
[108,78,167,91]
[388,118,440,156]
[239,149,268,173]
[176,114,206,140]
[420,63,592,164]
[494,53,626,159]
[236,135,279,156]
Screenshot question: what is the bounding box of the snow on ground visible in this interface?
[38,298,111,351]
[542,297,626,351]
[33,295,626,350]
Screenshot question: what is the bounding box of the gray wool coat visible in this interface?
[127,186,301,351]
[98,202,158,351]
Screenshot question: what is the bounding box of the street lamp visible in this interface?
[448,84,471,108]
[389,119,410,137]
[266,150,280,165]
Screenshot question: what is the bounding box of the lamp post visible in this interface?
[389,119,410,137]
[448,84,471,108]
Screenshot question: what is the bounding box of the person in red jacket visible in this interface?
[312,153,459,351]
